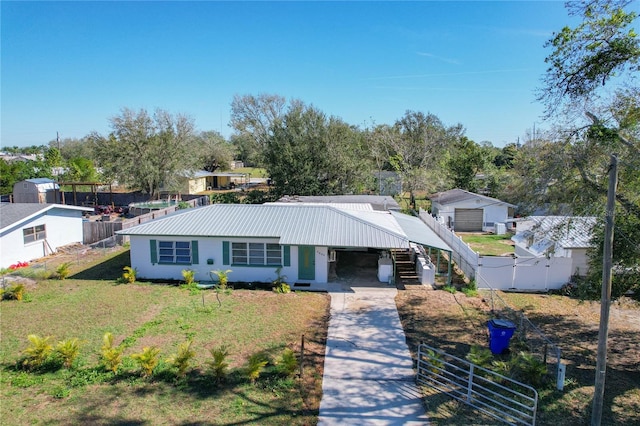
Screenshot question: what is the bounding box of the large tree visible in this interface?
[389,110,463,198]
[264,102,372,196]
[193,131,235,172]
[230,93,288,166]
[91,108,197,198]
[536,0,640,299]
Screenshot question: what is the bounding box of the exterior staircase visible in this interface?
[392,249,421,289]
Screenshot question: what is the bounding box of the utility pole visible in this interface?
[591,154,618,426]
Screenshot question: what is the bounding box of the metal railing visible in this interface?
[417,344,538,426]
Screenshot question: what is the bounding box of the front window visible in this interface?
[232,242,281,266]
[23,224,46,244]
[158,241,192,264]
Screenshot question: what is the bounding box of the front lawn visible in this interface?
[459,232,515,256]
[0,248,330,425]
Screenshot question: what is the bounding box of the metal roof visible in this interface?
[429,188,515,208]
[512,216,597,252]
[390,211,453,252]
[276,195,401,211]
[0,203,93,232]
[118,204,411,249]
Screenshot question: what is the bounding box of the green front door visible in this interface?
[298,246,315,280]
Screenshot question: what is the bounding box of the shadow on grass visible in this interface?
[70,250,131,281]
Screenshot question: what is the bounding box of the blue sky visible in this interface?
[2,1,582,148]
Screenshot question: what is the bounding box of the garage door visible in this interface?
[454,208,483,231]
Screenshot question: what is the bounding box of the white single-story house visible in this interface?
[511,216,597,276]
[0,203,93,269]
[170,171,252,194]
[13,178,61,204]
[429,189,516,232]
[117,203,453,291]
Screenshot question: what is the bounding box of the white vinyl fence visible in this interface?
[418,210,573,291]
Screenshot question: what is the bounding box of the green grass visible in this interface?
[0,248,329,425]
[459,233,515,256]
[233,167,268,178]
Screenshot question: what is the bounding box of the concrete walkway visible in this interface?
[318,283,429,425]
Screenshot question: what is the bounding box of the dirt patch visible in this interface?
[396,288,640,425]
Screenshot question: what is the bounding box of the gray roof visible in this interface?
[390,211,452,252]
[119,204,434,249]
[512,216,597,254]
[276,195,400,211]
[429,189,515,208]
[25,178,57,185]
[0,203,92,231]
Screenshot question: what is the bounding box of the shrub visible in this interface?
[271,267,290,294]
[21,334,54,370]
[275,348,298,377]
[101,332,123,373]
[443,285,457,294]
[512,352,547,387]
[461,279,478,297]
[207,345,230,383]
[167,340,196,378]
[131,346,161,377]
[55,338,82,369]
[121,266,137,284]
[55,262,73,280]
[244,353,268,384]
[2,283,25,301]
[181,269,196,286]
[210,269,232,290]
[465,345,493,367]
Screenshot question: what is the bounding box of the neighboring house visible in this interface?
[0,203,93,268]
[117,203,452,291]
[13,178,61,204]
[429,189,516,232]
[511,216,597,276]
[275,195,401,211]
[171,171,251,194]
[229,160,244,169]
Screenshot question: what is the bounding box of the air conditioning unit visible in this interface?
[329,250,337,262]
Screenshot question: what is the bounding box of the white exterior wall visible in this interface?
[0,208,85,268]
[129,235,329,286]
[569,248,589,276]
[433,199,511,231]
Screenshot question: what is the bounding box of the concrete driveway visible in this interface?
[318,283,429,425]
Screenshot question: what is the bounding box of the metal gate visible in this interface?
[417,344,538,426]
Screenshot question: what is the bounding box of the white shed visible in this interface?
[429,189,515,232]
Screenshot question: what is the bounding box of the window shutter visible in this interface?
[191,241,199,264]
[150,240,157,264]
[223,241,230,265]
[283,245,290,267]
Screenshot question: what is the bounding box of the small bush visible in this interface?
[121,266,137,284]
[167,340,196,378]
[21,334,54,370]
[101,332,123,373]
[210,269,233,290]
[512,352,547,387]
[56,262,73,280]
[182,269,196,286]
[465,345,493,367]
[208,345,230,383]
[275,348,298,377]
[2,283,25,301]
[273,283,291,294]
[131,346,161,377]
[245,353,268,384]
[55,338,82,369]
[443,285,457,294]
[461,279,478,297]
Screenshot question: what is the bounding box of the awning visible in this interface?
[390,211,453,252]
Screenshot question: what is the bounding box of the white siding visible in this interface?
[129,235,330,287]
[0,208,85,268]
[433,199,511,231]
